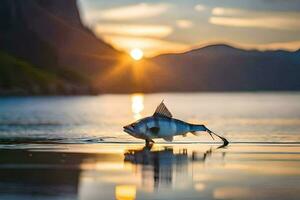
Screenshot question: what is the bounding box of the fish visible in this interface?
[123,101,229,146]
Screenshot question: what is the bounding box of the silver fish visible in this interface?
[123,101,228,146]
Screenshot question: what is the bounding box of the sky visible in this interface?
[78,0,300,57]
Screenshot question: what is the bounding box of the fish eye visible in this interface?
[131,123,136,127]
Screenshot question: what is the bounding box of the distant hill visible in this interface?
[0,0,122,95]
[143,44,300,92]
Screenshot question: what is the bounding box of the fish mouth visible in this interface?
[123,126,134,135]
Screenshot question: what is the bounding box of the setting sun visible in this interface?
[130,48,143,60]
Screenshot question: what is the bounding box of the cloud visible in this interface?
[101,35,188,56]
[95,24,173,38]
[212,7,246,16]
[210,7,300,30]
[176,20,194,29]
[98,3,169,21]
[194,4,206,12]
[210,16,300,30]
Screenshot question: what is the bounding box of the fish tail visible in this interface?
[190,124,229,146]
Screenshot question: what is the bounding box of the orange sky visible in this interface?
[78,0,300,57]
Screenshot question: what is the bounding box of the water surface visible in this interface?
[0,92,299,143]
[0,93,300,200]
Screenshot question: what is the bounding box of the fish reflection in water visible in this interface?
[124,144,224,189]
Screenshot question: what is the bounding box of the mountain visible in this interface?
[0,0,122,95]
[0,1,299,94]
[143,44,300,92]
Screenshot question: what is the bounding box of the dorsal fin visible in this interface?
[163,136,173,142]
[153,101,173,118]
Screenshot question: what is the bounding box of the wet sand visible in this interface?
[0,143,300,200]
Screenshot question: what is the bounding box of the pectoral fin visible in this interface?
[163,136,173,142]
[190,131,201,136]
[149,127,160,135]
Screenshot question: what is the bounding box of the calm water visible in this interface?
[0,93,300,200]
[0,92,300,143]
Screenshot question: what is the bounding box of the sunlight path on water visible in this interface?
[131,94,144,120]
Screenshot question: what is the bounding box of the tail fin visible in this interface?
[209,130,229,146]
[206,127,229,146]
[190,125,229,144]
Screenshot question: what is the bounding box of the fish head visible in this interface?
[123,119,146,139]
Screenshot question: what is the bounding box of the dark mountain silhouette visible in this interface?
[144,44,300,92]
[0,0,299,94]
[0,0,122,95]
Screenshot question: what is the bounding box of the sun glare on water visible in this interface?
[130,48,143,60]
[115,185,136,200]
[131,94,144,119]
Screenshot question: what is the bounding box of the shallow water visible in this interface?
[0,92,300,143]
[0,144,300,200]
[0,93,300,200]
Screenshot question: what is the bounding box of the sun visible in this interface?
[130,48,143,61]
